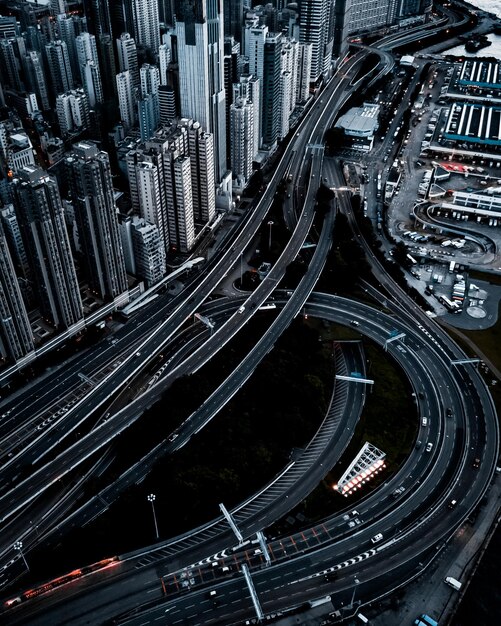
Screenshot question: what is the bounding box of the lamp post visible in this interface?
[267,220,274,249]
[14,541,29,572]
[147,494,159,539]
[349,577,360,610]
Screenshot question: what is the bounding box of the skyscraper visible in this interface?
[116,32,139,89]
[126,121,215,253]
[262,32,282,148]
[233,75,260,160]
[230,97,254,188]
[116,70,137,130]
[56,89,90,137]
[298,0,335,83]
[138,94,159,141]
[175,0,227,182]
[65,141,128,302]
[0,220,34,362]
[347,0,393,35]
[223,0,244,41]
[75,32,104,107]
[128,215,166,287]
[23,50,50,111]
[45,40,74,101]
[182,119,215,225]
[12,166,84,330]
[132,0,160,55]
[82,0,112,37]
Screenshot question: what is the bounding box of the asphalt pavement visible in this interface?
[259,472,501,626]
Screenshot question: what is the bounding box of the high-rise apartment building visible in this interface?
[0,204,29,279]
[65,141,128,302]
[0,38,24,92]
[262,32,283,148]
[12,165,84,329]
[158,44,171,86]
[116,70,137,130]
[296,42,312,103]
[182,118,216,225]
[165,153,195,253]
[126,120,215,253]
[223,0,244,41]
[298,0,335,83]
[138,63,160,139]
[56,14,80,80]
[347,0,393,35]
[233,75,260,161]
[230,97,254,189]
[116,32,139,89]
[158,85,176,124]
[140,63,160,99]
[129,215,166,287]
[56,89,90,137]
[132,0,160,55]
[75,32,104,107]
[0,220,34,362]
[23,50,50,111]
[82,0,112,37]
[138,94,159,141]
[45,40,74,101]
[175,0,227,182]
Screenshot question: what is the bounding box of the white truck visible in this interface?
[445,576,462,591]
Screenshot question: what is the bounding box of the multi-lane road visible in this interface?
[0,3,497,624]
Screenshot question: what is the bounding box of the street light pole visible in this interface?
[147,494,159,539]
[14,541,29,572]
[267,221,274,250]
[349,577,360,609]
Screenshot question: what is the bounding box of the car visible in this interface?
[448,499,457,509]
[426,442,433,452]
[472,458,480,469]
[371,533,383,544]
[446,407,453,417]
[415,440,422,449]
[422,417,428,427]
[392,486,406,497]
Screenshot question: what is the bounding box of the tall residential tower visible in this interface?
[174,0,227,182]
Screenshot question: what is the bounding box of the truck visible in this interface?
[444,576,462,591]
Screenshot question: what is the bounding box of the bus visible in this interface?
[438,295,461,313]
[420,614,439,626]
